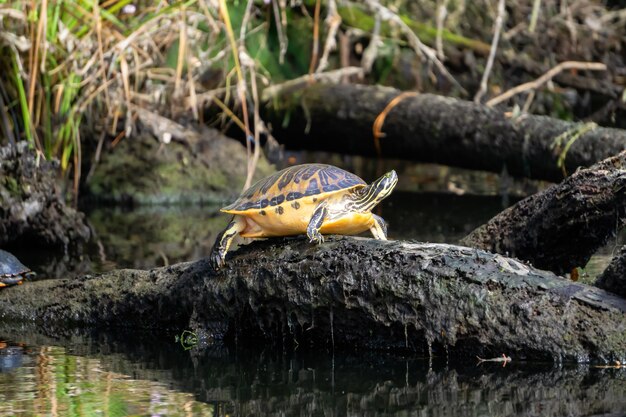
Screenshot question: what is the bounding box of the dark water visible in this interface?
[2,191,625,416]
[1,325,625,417]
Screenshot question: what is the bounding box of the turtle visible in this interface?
[0,249,34,288]
[211,163,398,267]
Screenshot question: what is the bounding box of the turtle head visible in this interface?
[354,170,398,211]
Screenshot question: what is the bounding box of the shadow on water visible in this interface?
[0,324,624,416]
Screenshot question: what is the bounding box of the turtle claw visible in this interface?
[209,249,226,270]
[308,232,324,245]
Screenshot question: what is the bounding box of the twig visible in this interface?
[239,0,254,43]
[119,56,134,137]
[486,61,607,107]
[244,62,262,190]
[197,0,221,34]
[261,67,364,101]
[528,0,542,33]
[315,0,341,74]
[309,0,322,76]
[186,47,199,120]
[372,92,418,156]
[174,5,187,96]
[94,0,112,112]
[363,0,465,94]
[474,0,505,104]
[435,0,449,60]
[272,0,288,64]
[476,354,512,367]
[218,0,253,186]
[361,12,381,74]
[593,360,623,369]
[210,96,246,133]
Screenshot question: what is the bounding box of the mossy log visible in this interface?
[263,83,626,182]
[596,246,626,298]
[461,151,626,275]
[1,237,624,363]
[85,125,275,205]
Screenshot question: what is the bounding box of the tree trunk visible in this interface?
[595,245,626,298]
[1,237,624,362]
[263,83,626,182]
[461,151,626,275]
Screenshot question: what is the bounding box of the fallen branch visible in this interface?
[263,83,626,182]
[0,237,624,362]
[461,151,626,275]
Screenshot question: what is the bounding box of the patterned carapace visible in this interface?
[223,164,366,213]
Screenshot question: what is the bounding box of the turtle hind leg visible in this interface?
[0,276,23,288]
[370,214,388,240]
[210,216,246,269]
[307,203,328,244]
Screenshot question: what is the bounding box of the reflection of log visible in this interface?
[1,237,624,362]
[263,83,626,182]
[2,322,625,417]
[461,151,626,275]
[596,246,626,297]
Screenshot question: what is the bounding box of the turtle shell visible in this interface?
[222,164,366,213]
[0,249,31,286]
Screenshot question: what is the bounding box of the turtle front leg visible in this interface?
[307,203,328,244]
[369,214,388,240]
[210,216,247,268]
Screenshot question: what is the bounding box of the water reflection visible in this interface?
[0,327,624,417]
[0,342,217,416]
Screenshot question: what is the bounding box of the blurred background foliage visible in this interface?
[0,0,624,198]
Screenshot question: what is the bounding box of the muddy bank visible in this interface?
[0,142,90,250]
[0,237,624,362]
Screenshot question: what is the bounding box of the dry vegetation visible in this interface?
[0,0,624,198]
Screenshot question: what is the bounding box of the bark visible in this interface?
[1,237,624,362]
[461,151,626,275]
[595,246,626,298]
[0,142,90,250]
[263,83,626,182]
